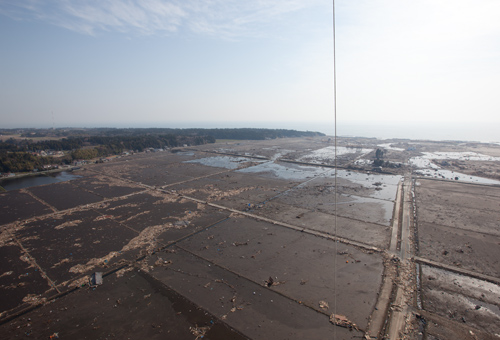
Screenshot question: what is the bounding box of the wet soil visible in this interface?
[177,216,383,330]
[0,191,53,225]
[416,179,500,277]
[416,178,500,339]
[0,269,248,340]
[254,202,390,248]
[421,265,500,336]
[0,244,54,313]
[168,171,295,210]
[17,209,138,285]
[145,246,361,340]
[71,171,144,198]
[27,182,103,211]
[2,136,500,339]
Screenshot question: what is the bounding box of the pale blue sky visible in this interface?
[1,0,499,132]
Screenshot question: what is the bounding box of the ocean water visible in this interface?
[334,122,500,143]
[266,121,500,143]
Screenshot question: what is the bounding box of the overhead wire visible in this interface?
[332,0,338,338]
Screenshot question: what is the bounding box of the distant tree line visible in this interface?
[120,128,324,140]
[0,134,214,153]
[0,128,324,173]
[2,127,324,140]
[0,134,214,173]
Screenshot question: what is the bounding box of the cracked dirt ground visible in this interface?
[1,137,500,339]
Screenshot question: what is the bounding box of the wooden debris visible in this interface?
[319,300,329,311]
[329,313,360,331]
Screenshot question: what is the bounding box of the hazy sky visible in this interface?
[1,0,499,130]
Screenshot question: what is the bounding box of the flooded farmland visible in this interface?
[1,136,500,339]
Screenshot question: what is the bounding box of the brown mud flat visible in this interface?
[176,216,384,330]
[143,246,362,340]
[0,244,54,313]
[1,136,500,339]
[1,269,248,340]
[415,178,500,339]
[421,265,500,336]
[254,202,390,248]
[90,152,223,187]
[16,209,139,285]
[415,179,500,278]
[27,181,103,211]
[168,171,295,211]
[0,191,53,225]
[70,170,144,198]
[92,191,199,230]
[438,159,500,181]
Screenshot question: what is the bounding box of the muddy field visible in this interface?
[415,178,500,338]
[1,136,500,339]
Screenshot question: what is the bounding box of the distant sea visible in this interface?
[144,121,500,144]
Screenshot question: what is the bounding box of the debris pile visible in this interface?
[329,313,360,331]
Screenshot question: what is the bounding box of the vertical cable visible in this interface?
[332,0,338,338]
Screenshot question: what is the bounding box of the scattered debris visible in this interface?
[115,266,134,278]
[54,220,82,230]
[94,215,113,222]
[121,224,168,253]
[173,220,190,227]
[329,313,360,331]
[189,325,211,340]
[319,300,329,311]
[265,276,285,287]
[154,258,172,266]
[251,250,261,258]
[21,294,46,306]
[69,251,119,274]
[232,241,248,246]
[0,271,14,278]
[65,276,89,289]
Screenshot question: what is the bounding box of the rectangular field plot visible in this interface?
[145,246,362,340]
[27,182,103,211]
[416,179,500,277]
[0,244,54,314]
[169,171,296,210]
[70,171,144,198]
[0,190,53,225]
[16,209,138,286]
[176,216,384,331]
